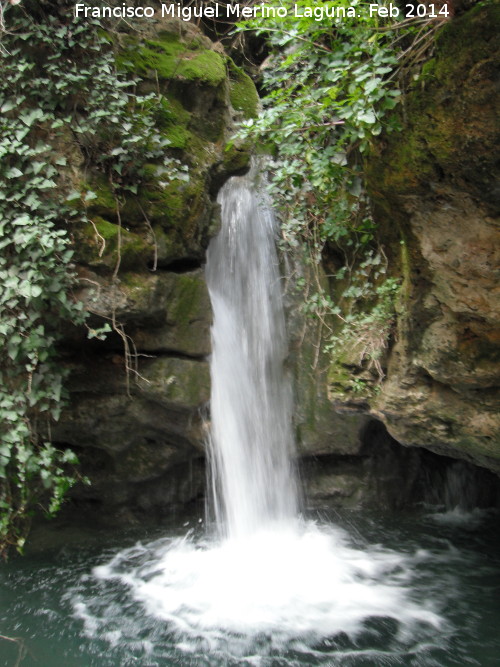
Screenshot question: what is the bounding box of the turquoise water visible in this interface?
[0,508,498,666]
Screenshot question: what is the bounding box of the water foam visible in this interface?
[81,520,442,658]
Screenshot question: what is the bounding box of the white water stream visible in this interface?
[205,165,297,538]
[72,166,447,662]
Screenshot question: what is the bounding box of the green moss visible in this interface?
[328,360,351,389]
[117,35,182,77]
[170,274,204,326]
[94,217,119,240]
[420,57,437,80]
[143,182,185,223]
[223,142,251,173]
[165,95,191,121]
[159,95,191,128]
[139,174,206,252]
[164,124,191,149]
[84,178,116,219]
[148,95,192,149]
[81,217,151,270]
[375,128,436,193]
[142,358,210,405]
[151,224,185,261]
[118,35,226,87]
[120,271,151,290]
[228,63,259,119]
[367,2,500,203]
[433,1,500,67]
[178,51,226,86]
[183,133,213,167]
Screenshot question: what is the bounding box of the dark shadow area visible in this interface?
[302,418,500,511]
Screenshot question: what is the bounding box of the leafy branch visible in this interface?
[233,0,437,382]
[0,4,182,556]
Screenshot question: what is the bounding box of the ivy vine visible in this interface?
[0,2,181,556]
[234,0,437,387]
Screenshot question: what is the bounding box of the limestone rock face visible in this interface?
[286,271,371,459]
[366,3,500,473]
[51,18,257,516]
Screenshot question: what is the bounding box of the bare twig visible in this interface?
[112,193,122,281]
[88,219,106,258]
[0,634,28,667]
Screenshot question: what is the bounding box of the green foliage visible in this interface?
[235,0,402,238]
[0,5,183,556]
[327,274,401,381]
[234,0,422,375]
[0,33,86,554]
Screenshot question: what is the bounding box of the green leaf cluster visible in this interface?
[235,0,402,240]
[233,0,421,375]
[326,273,401,383]
[0,6,183,556]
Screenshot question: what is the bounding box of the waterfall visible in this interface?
[76,164,444,662]
[205,164,298,538]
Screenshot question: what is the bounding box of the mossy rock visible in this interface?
[368,1,500,206]
[118,34,227,87]
[222,142,251,174]
[76,216,151,271]
[167,272,208,328]
[138,357,210,407]
[69,17,256,321]
[228,60,259,119]
[327,360,352,393]
[72,177,117,220]
[142,176,204,226]
[150,223,186,263]
[164,124,191,150]
[146,95,191,149]
[157,93,221,154]
[177,50,226,87]
[158,94,191,128]
[127,269,211,357]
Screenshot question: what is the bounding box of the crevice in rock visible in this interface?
[136,348,207,362]
[155,257,203,273]
[60,338,208,363]
[302,418,500,511]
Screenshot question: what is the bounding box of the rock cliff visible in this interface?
[367,1,500,473]
[27,4,500,523]
[306,1,500,496]
[50,16,256,519]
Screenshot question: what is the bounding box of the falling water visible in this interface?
[205,164,298,538]
[62,164,457,664]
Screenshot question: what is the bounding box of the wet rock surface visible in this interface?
[51,18,255,516]
[46,5,500,522]
[363,3,500,473]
